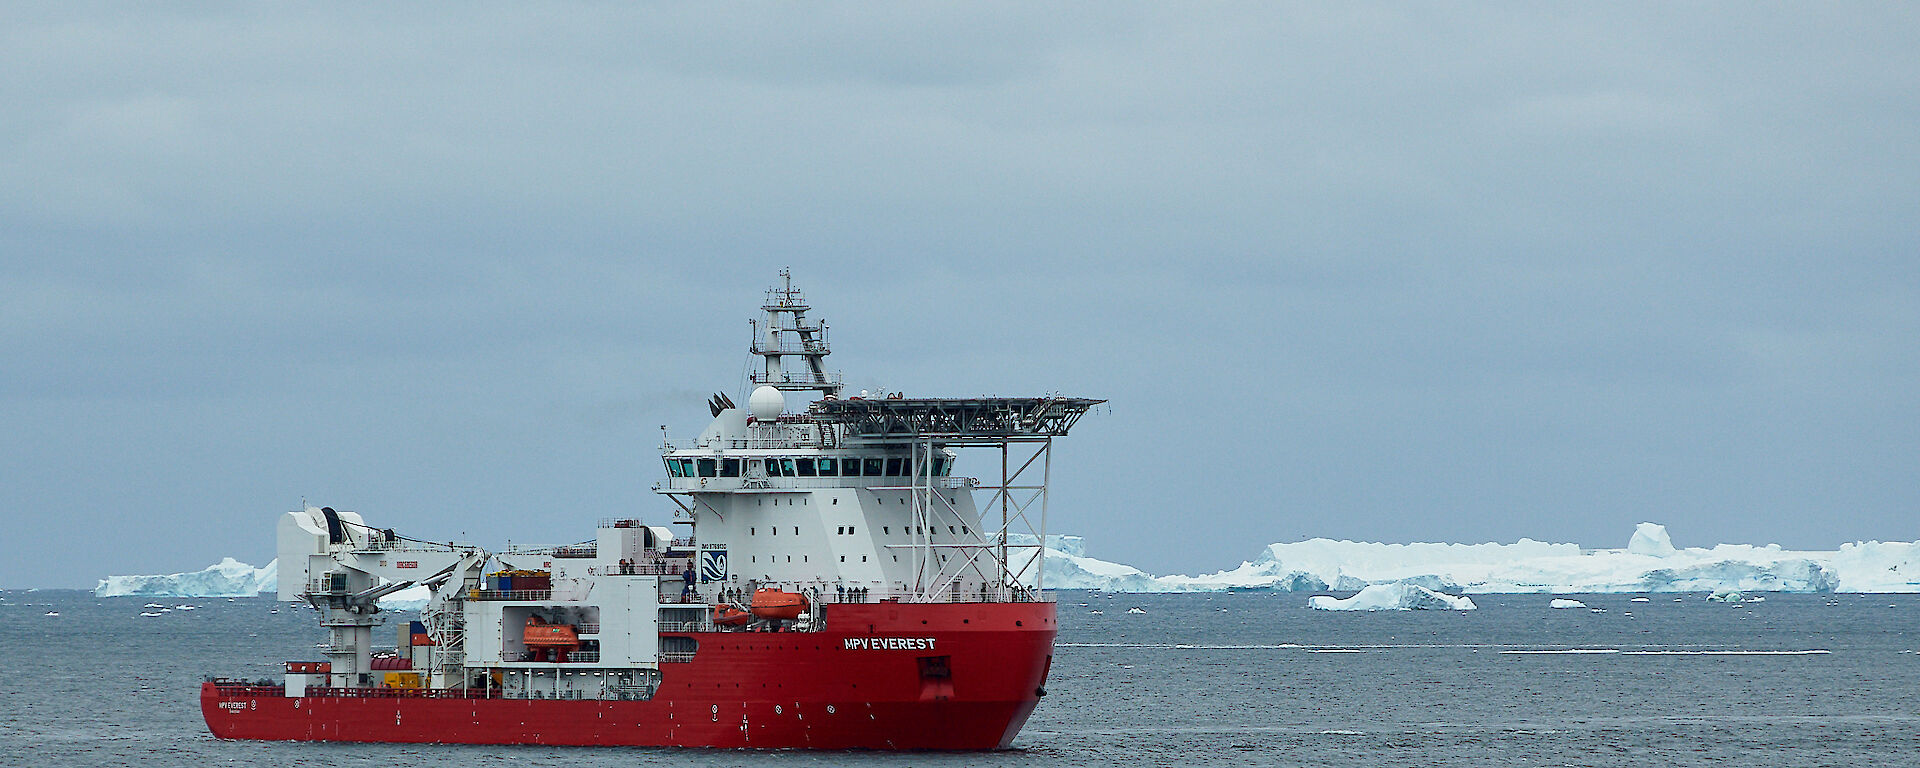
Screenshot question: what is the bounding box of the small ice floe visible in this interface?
[1674,598,1684,602]
[140,612,164,617]
[174,605,197,611]
[1127,607,1147,615]
[1589,608,1608,614]
[144,603,165,609]
[1549,599,1587,609]
[1218,607,1229,612]
[269,609,279,614]
[1308,583,1475,611]
[1630,597,1651,603]
[43,611,59,617]
[1089,610,1103,615]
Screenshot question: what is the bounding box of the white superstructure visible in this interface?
[272,271,1100,701]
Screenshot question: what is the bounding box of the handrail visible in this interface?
[466,589,553,601]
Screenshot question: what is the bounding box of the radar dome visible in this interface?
[748,385,786,421]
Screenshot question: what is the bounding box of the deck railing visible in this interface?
[466,589,553,601]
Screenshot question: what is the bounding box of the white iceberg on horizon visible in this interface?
[95,558,278,598]
[1308,584,1476,611]
[96,558,427,609]
[1024,523,1920,595]
[1628,523,1677,557]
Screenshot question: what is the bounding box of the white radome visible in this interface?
[749,385,786,420]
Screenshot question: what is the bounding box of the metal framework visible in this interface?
[810,397,1101,441]
[812,396,1102,601]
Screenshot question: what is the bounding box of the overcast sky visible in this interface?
[3,4,1915,588]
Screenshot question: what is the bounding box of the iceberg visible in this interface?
[96,558,428,609]
[1549,598,1587,609]
[95,558,278,598]
[1627,523,1677,557]
[1020,523,1920,594]
[1307,584,1476,611]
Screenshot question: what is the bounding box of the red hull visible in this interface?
[204,601,1055,749]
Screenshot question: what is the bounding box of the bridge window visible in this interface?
[698,459,717,478]
[665,459,682,478]
[864,458,883,476]
[781,459,797,477]
[885,458,903,476]
[840,459,858,477]
[817,458,835,475]
[796,458,816,477]
[722,459,740,477]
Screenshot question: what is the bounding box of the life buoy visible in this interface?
[699,477,708,487]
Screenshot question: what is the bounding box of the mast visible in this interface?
[748,267,842,398]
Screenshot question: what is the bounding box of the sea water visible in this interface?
[3,590,1916,767]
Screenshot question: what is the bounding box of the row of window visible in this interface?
[744,524,969,536]
[750,554,880,564]
[664,456,952,479]
[748,553,961,565]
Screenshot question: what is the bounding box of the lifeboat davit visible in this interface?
[749,589,808,620]
[712,604,752,626]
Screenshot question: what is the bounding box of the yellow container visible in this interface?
[383,672,423,689]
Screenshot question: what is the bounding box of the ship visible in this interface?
[201,270,1102,749]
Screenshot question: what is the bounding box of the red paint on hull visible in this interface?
[204,601,1055,750]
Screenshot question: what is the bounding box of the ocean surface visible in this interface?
[3,590,1917,767]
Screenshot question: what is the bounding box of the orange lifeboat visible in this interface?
[749,589,808,620]
[711,604,752,626]
[523,616,580,648]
